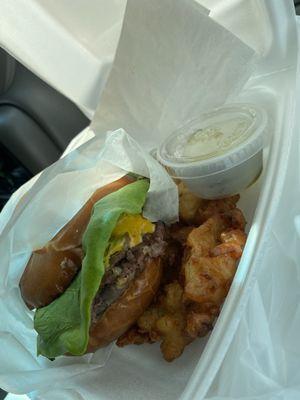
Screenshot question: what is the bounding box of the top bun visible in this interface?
[20,176,133,309]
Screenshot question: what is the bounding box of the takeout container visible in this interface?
[0,1,298,400]
[157,103,268,199]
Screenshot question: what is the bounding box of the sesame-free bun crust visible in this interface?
[87,257,162,352]
[19,176,133,309]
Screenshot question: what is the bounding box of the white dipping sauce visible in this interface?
[157,104,268,199]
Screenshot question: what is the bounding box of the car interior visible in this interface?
[0,47,89,211]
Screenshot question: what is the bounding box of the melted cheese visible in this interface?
[112,214,154,246]
[104,214,154,267]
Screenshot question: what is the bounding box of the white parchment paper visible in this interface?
[91,0,255,149]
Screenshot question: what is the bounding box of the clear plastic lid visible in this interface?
[157,103,268,178]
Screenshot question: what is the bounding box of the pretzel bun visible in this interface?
[19,176,133,309]
[87,257,162,351]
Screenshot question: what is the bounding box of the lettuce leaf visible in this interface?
[34,179,150,358]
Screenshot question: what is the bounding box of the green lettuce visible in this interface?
[34,179,150,358]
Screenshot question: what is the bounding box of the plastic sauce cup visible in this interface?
[156,104,268,199]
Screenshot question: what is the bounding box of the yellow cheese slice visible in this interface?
[104,214,154,267]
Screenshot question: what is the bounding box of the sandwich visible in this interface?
[19,177,167,358]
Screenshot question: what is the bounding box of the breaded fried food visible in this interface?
[183,214,246,302]
[117,281,192,361]
[117,212,246,361]
[117,183,247,361]
[183,216,246,306]
[178,182,204,224]
[196,198,246,230]
[178,182,246,230]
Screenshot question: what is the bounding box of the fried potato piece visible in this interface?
[185,308,214,338]
[185,215,228,257]
[211,229,247,258]
[180,220,246,340]
[196,196,246,230]
[116,327,154,346]
[157,314,190,361]
[178,182,205,224]
[197,195,239,221]
[118,282,191,361]
[184,255,237,304]
[183,217,246,305]
[178,181,246,230]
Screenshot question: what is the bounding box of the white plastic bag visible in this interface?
[0,128,178,395]
[0,0,258,398]
[203,24,300,398]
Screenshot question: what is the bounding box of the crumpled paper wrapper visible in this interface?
[0,0,256,398]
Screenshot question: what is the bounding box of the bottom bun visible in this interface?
[87,257,162,352]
